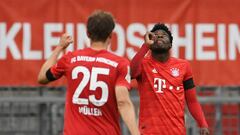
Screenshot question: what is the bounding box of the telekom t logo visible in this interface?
[154,78,166,93]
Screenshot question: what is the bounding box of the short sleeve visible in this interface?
[184,61,194,81]
[50,53,70,79]
[116,59,131,90]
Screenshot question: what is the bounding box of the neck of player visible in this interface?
[152,51,170,63]
[90,40,110,51]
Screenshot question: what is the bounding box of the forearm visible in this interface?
[38,46,64,84]
[116,86,139,135]
[188,102,208,127]
[185,89,208,127]
[118,100,139,135]
[130,44,149,78]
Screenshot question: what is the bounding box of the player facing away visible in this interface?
[130,23,210,135]
[38,10,139,135]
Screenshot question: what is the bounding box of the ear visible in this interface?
[108,33,112,39]
[87,32,90,38]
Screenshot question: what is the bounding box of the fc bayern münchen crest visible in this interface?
[170,68,180,77]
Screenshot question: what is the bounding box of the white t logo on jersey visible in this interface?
[154,78,166,93]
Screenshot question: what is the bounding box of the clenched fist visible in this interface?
[59,33,74,49]
[144,32,155,47]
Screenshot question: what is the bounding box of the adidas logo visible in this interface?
[152,68,157,73]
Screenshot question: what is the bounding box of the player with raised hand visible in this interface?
[38,10,139,135]
[130,23,209,135]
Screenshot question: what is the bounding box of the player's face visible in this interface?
[149,30,172,53]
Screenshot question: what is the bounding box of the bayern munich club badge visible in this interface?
[170,68,180,77]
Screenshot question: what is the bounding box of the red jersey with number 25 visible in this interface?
[137,56,193,135]
[50,48,131,135]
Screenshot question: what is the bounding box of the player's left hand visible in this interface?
[59,33,74,49]
[200,127,209,135]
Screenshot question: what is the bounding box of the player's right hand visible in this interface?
[144,32,155,47]
[59,33,74,49]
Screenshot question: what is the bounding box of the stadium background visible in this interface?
[0,0,240,134]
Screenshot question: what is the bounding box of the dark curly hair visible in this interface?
[87,10,115,42]
[150,23,173,43]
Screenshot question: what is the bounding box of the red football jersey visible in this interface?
[136,56,193,135]
[50,48,130,135]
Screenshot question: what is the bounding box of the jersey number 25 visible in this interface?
[71,66,109,107]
